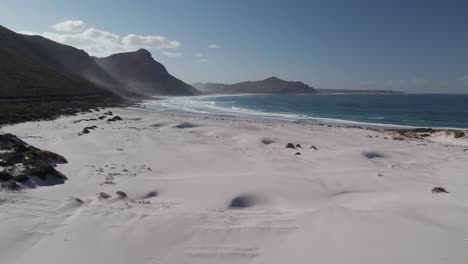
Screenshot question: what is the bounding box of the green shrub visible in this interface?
[453,130,465,139]
[412,128,436,133]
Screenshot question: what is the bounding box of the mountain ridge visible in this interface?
[194,78,403,95]
[0,25,199,99]
[0,25,113,99]
[193,77,316,94]
[95,49,200,96]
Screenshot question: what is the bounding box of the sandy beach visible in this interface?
[1,106,468,264]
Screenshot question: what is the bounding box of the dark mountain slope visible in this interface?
[95,49,200,96]
[0,25,112,99]
[1,25,198,98]
[23,34,123,94]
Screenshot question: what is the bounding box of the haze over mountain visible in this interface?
[0,25,199,99]
[193,77,316,94]
[0,25,111,99]
[95,49,200,96]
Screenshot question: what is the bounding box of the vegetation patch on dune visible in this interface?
[446,130,465,139]
[391,128,437,139]
[0,133,68,190]
[0,98,126,126]
[389,127,467,141]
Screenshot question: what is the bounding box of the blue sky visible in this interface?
[1,0,468,93]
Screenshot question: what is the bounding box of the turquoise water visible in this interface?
[142,94,468,129]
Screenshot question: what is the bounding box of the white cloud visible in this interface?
[122,34,180,49]
[52,20,87,33]
[20,20,181,57]
[209,43,221,49]
[194,53,207,62]
[162,51,182,57]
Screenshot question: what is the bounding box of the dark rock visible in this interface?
[23,164,67,181]
[80,126,98,135]
[228,195,258,209]
[76,198,84,203]
[285,143,296,149]
[116,191,127,198]
[73,119,86,124]
[310,146,318,150]
[0,133,69,188]
[97,192,111,199]
[143,191,158,199]
[107,116,122,122]
[0,133,24,150]
[105,111,113,116]
[295,144,302,148]
[432,187,449,193]
[261,138,274,145]
[363,152,385,159]
[13,174,30,183]
[98,116,106,120]
[0,171,14,182]
[151,123,164,128]
[174,122,198,129]
[2,152,26,166]
[295,152,301,155]
[27,150,67,164]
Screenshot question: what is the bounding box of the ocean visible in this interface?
[142,94,468,129]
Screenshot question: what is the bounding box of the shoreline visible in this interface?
[139,103,468,132]
[141,95,468,131]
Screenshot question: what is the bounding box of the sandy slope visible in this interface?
[1,107,468,264]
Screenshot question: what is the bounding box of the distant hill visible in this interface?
[95,49,200,96]
[0,25,112,99]
[194,78,403,95]
[193,77,316,94]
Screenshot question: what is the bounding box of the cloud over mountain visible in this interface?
[162,51,182,57]
[52,20,87,33]
[20,20,181,57]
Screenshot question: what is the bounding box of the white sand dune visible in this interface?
[1,107,468,264]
